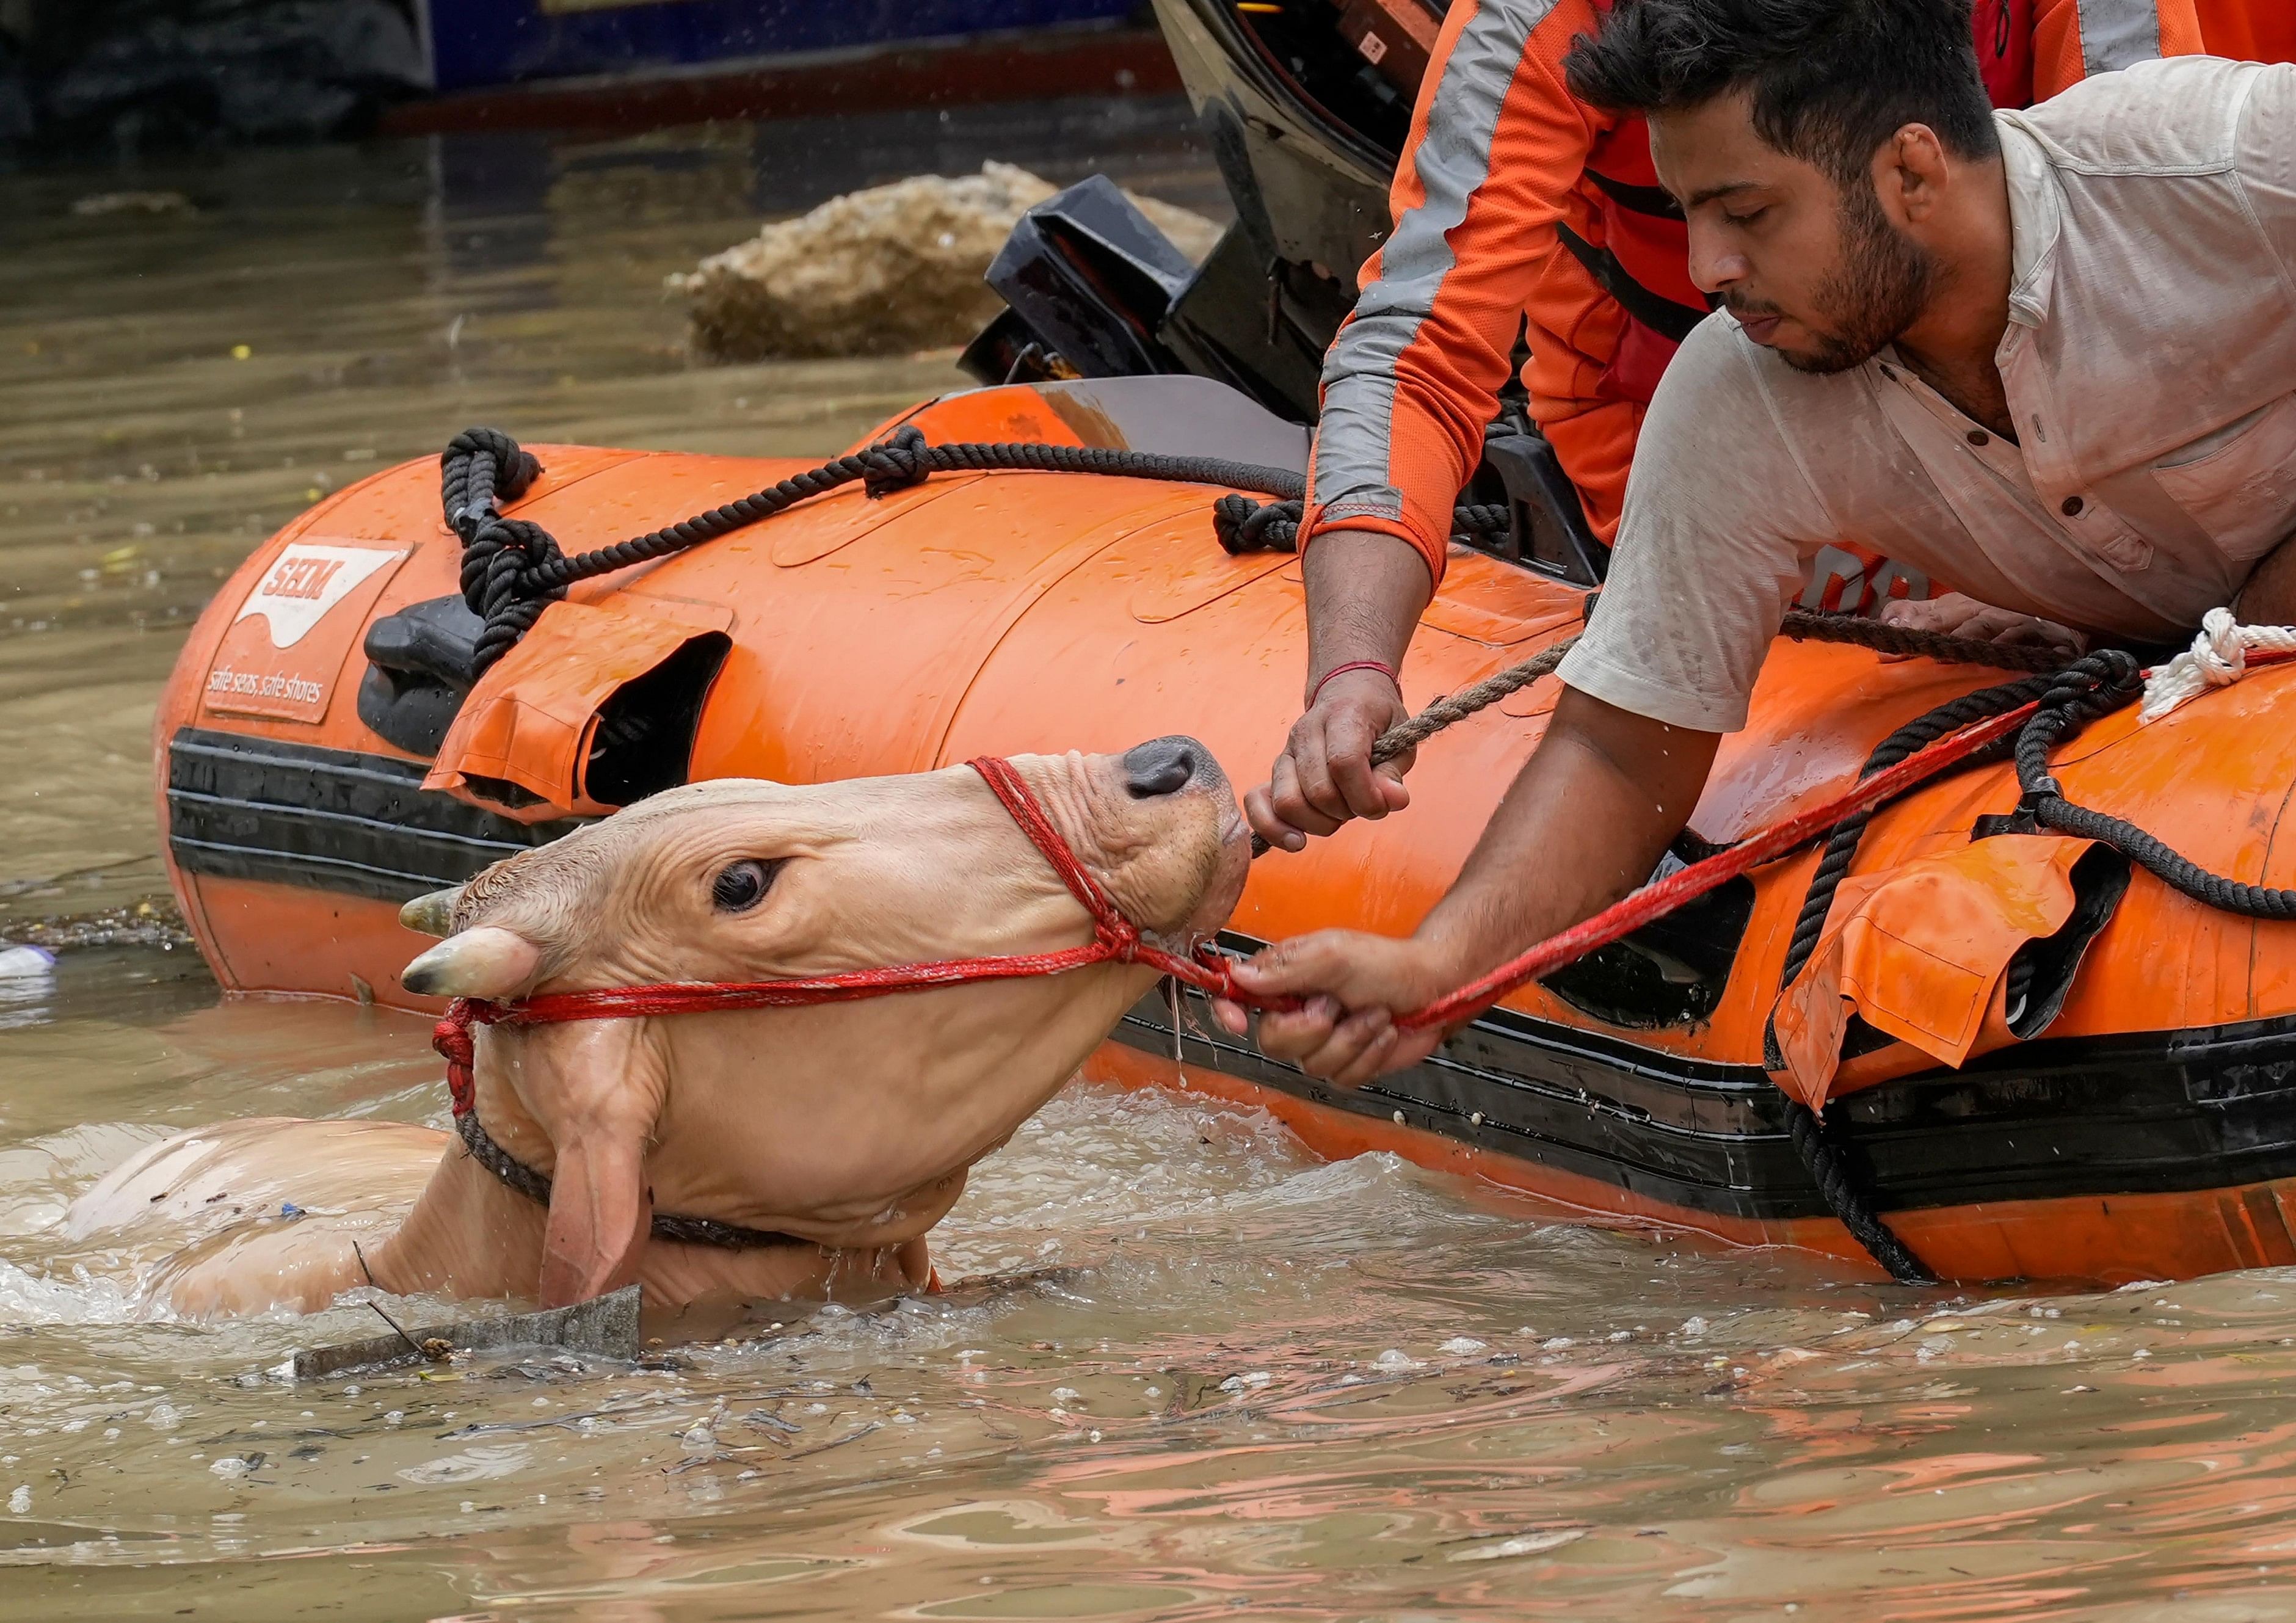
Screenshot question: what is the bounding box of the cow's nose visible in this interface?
[1121,735,1202,798]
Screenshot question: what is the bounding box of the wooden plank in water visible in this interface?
[288,1286,641,1380]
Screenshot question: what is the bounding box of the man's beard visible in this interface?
[1734,182,1936,376]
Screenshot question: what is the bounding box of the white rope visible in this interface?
[2139,608,2296,721]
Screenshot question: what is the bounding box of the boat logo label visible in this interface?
[231,543,404,649]
[206,539,410,724]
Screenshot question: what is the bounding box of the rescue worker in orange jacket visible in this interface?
[1258,0,2202,855]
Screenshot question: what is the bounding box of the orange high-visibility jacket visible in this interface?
[1302,0,2205,586]
[2191,0,2296,62]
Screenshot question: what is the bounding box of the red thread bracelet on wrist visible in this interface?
[1307,659,1400,707]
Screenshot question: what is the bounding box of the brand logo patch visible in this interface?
[232,543,403,649]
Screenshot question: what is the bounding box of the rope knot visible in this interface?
[2137,607,2296,721]
[2196,606,2247,685]
[432,1000,478,1116]
[459,515,571,680]
[1212,493,1301,555]
[860,426,934,499]
[1097,916,1143,960]
[441,427,543,543]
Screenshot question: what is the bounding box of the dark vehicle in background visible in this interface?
[967,0,1608,584]
[0,0,1156,149]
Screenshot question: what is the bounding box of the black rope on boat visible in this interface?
[1783,1100,1935,1287]
[1774,673,2059,1000]
[1759,671,2058,1286]
[440,425,1310,679]
[2015,650,2296,919]
[443,423,2077,684]
[1757,644,2296,1284]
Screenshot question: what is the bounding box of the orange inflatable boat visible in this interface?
[154,374,2296,1288]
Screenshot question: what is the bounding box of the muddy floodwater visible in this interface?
[7,103,2296,1623]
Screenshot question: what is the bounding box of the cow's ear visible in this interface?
[539,1131,653,1307]
[511,1019,667,1306]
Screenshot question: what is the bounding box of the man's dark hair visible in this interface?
[1564,0,2000,187]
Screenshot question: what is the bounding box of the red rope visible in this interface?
[1393,699,2038,1031]
[430,705,2036,1101]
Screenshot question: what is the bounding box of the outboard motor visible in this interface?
[961,0,1605,587]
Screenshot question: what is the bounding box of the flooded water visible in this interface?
[7,103,2296,1622]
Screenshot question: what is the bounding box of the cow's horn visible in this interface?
[399,885,463,938]
[400,925,542,1000]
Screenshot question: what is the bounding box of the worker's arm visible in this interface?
[1221,688,1718,1085]
[1265,0,1604,847]
[1248,531,1431,849]
[2030,0,2203,98]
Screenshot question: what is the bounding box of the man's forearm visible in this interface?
[1412,688,1721,984]
[1301,529,1435,697]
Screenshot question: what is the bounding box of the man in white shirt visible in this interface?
[1226,0,2296,1084]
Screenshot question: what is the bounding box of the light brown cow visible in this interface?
[62,738,1248,1324]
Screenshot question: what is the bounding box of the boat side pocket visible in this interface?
[1768,835,2115,1109]
[423,597,733,822]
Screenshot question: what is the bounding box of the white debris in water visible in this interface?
[1679,1316,1709,1339]
[1439,1337,1487,1356]
[1371,1349,1417,1371]
[0,945,55,981]
[396,1443,532,1486]
[1217,1372,1273,1393]
[1050,1387,1083,1405]
[209,1456,256,1479]
[670,162,1223,361]
[1448,1527,1587,1563]
[7,1486,27,1514]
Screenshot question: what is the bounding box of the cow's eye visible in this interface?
[711,859,779,912]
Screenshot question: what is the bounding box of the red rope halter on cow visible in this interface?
[431,755,1254,1113]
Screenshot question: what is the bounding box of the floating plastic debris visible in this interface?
[0,945,56,981]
